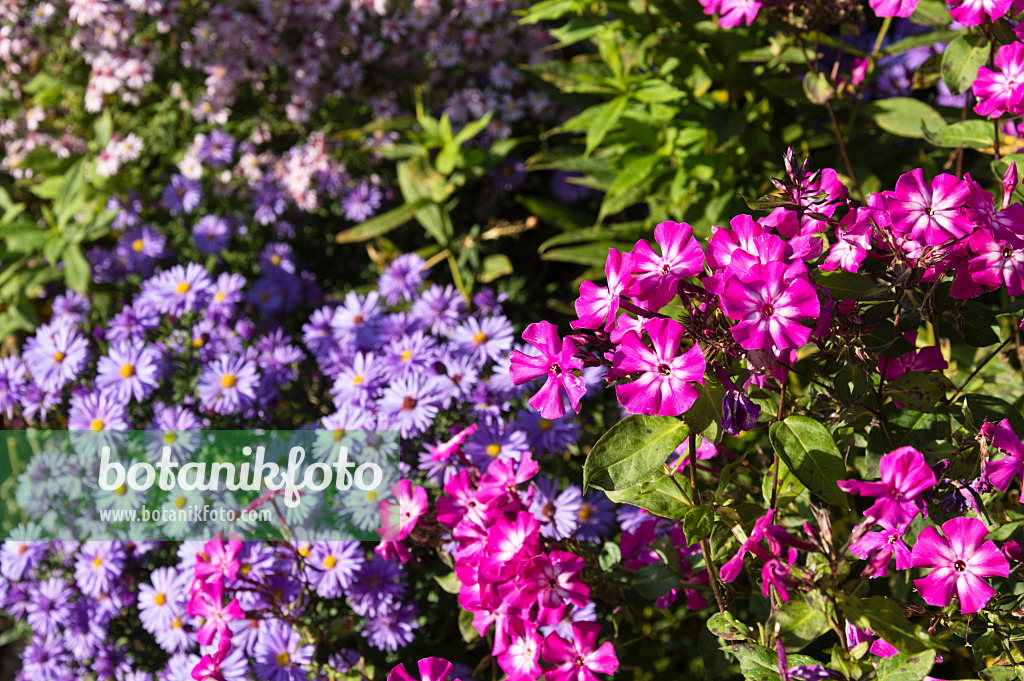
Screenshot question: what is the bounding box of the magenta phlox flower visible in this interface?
[822,217,871,273]
[985,419,1024,491]
[510,322,586,419]
[911,516,1010,614]
[194,534,243,584]
[629,220,704,310]
[838,447,936,524]
[192,637,231,681]
[974,42,1024,117]
[430,424,478,462]
[720,510,776,582]
[497,618,543,681]
[967,229,1024,295]
[869,0,921,16]
[720,262,820,352]
[541,622,618,681]
[849,518,912,579]
[878,345,947,381]
[524,551,589,624]
[886,169,972,246]
[761,547,797,602]
[611,318,705,416]
[188,579,245,646]
[483,512,541,579]
[573,248,633,331]
[388,657,457,681]
[378,479,429,541]
[949,0,1014,26]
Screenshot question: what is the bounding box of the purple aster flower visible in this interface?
[428,349,480,402]
[574,491,617,542]
[203,272,246,323]
[199,129,235,167]
[384,330,439,381]
[451,314,514,364]
[161,174,202,215]
[254,622,314,681]
[260,242,296,275]
[377,376,443,438]
[67,391,128,431]
[106,303,160,345]
[96,341,161,403]
[197,354,260,415]
[147,404,203,463]
[140,263,213,316]
[342,180,383,222]
[463,418,529,465]
[65,600,106,661]
[347,555,407,616]
[252,181,286,225]
[529,477,582,539]
[116,225,167,276]
[74,541,126,597]
[307,541,366,598]
[26,577,73,638]
[515,410,579,457]
[108,192,143,231]
[19,383,60,424]
[23,322,90,391]
[139,567,188,635]
[1,527,47,580]
[192,215,231,254]
[21,633,72,681]
[332,291,383,350]
[378,253,427,304]
[247,272,302,315]
[331,352,386,406]
[0,356,28,419]
[302,306,337,360]
[51,290,90,326]
[410,284,465,335]
[362,602,419,652]
[617,505,651,534]
[492,157,526,192]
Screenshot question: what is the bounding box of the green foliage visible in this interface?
[582,414,689,492]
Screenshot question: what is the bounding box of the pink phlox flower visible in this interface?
[967,229,1024,296]
[822,216,872,273]
[573,248,633,331]
[608,312,643,344]
[611,318,706,416]
[838,446,936,525]
[716,0,762,28]
[510,321,586,419]
[524,551,590,624]
[885,169,972,247]
[542,622,618,681]
[761,547,797,602]
[484,450,539,498]
[378,479,429,541]
[188,579,245,646]
[984,419,1024,491]
[720,510,776,582]
[911,516,1010,614]
[192,637,231,681]
[949,0,1014,26]
[430,423,477,462]
[193,534,243,584]
[707,214,768,273]
[497,618,543,681]
[388,657,458,681]
[375,540,412,563]
[877,344,947,381]
[849,518,913,579]
[992,203,1024,248]
[788,168,850,236]
[1002,161,1019,211]
[720,262,820,352]
[974,41,1024,117]
[869,0,921,16]
[483,511,541,579]
[629,221,704,310]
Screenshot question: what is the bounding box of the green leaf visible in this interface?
[839,595,932,654]
[633,562,677,600]
[883,29,961,57]
[479,254,512,283]
[93,110,113,148]
[583,415,689,492]
[54,159,86,229]
[585,96,629,156]
[941,35,990,95]
[768,416,849,508]
[682,504,714,547]
[875,651,936,681]
[707,612,751,641]
[866,97,947,140]
[962,394,1024,435]
[885,372,954,412]
[777,596,829,649]
[834,365,869,405]
[520,0,574,24]
[910,0,952,25]
[433,572,461,594]
[598,542,622,571]
[605,472,693,519]
[803,71,834,105]
[683,380,725,444]
[541,243,633,267]
[62,243,90,293]
[333,199,428,244]
[815,270,888,300]
[452,112,493,146]
[604,155,662,203]
[924,120,995,150]
[458,609,478,643]
[979,667,1024,681]
[634,79,685,103]
[726,644,819,681]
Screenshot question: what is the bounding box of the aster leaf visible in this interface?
[875,650,936,681]
[584,415,689,492]
[768,416,849,508]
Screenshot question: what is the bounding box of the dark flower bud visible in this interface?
[722,390,760,435]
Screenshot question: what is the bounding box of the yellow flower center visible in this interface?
[324,555,337,569]
[368,491,376,502]
[539,419,554,432]
[333,429,345,442]
[214,291,225,303]
[192,337,204,348]
[221,374,237,388]
[271,255,281,266]
[120,364,135,378]
[352,374,363,385]
[276,652,290,667]
[91,419,105,431]
[486,443,501,457]
[400,350,413,363]
[172,616,182,628]
[115,483,126,496]
[92,556,103,568]
[175,282,191,295]
[176,496,187,509]
[53,351,66,364]
[154,593,166,606]
[132,239,144,252]
[299,545,311,557]
[578,504,594,522]
[165,432,177,443]
[472,331,488,346]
